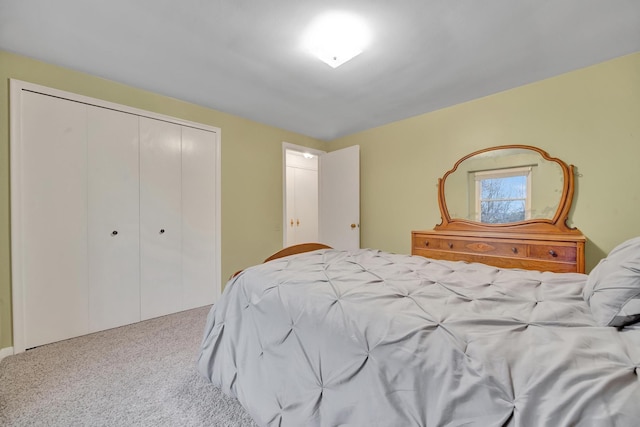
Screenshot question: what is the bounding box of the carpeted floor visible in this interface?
[0,305,257,426]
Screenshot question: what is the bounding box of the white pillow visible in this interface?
[583,236,640,327]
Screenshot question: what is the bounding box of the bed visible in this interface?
[198,146,640,425]
[198,244,640,426]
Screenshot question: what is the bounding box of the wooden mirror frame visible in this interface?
[435,145,580,234]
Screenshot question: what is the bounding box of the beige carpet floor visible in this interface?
[0,305,257,426]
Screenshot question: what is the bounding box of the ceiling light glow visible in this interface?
[302,11,370,68]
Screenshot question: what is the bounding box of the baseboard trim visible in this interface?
[0,347,14,361]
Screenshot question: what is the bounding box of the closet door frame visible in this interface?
[10,79,222,354]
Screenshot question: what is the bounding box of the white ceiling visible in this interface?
[1,0,639,141]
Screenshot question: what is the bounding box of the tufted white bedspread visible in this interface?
[198,249,640,426]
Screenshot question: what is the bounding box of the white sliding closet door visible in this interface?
[20,92,89,349]
[182,126,217,309]
[87,106,140,332]
[139,117,183,320]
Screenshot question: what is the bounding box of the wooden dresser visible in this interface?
[412,230,585,273]
[413,145,586,274]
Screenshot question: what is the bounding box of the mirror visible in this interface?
[436,145,576,233]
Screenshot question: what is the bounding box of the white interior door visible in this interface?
[181,126,218,310]
[318,145,360,250]
[87,106,140,332]
[18,92,89,349]
[139,117,183,320]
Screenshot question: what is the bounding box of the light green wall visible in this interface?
[0,50,325,349]
[328,52,640,272]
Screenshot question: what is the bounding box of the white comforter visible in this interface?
[198,249,640,426]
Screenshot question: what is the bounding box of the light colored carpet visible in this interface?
[0,306,257,426]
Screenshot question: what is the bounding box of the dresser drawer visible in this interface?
[528,244,576,263]
[413,234,434,250]
[414,234,527,257]
[439,238,527,258]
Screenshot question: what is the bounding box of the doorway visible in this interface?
[282,142,360,250]
[283,143,325,246]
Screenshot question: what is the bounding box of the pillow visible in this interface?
[583,236,640,327]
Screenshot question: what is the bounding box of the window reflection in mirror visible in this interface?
[474,166,531,223]
[444,148,564,224]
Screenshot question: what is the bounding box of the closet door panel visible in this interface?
[87,106,140,332]
[20,92,89,349]
[285,166,297,246]
[181,127,217,309]
[293,168,318,243]
[139,117,182,320]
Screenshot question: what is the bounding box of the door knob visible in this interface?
[111,230,118,236]
[290,219,294,227]
[350,223,357,229]
[159,229,165,234]
[297,219,300,226]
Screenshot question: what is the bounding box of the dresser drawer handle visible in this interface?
[424,241,429,247]
[448,243,453,249]
[548,250,558,257]
[511,247,518,254]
